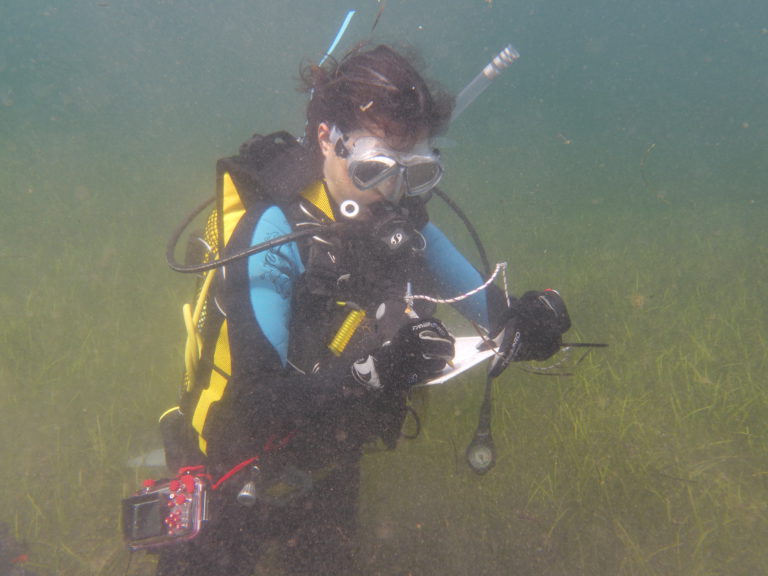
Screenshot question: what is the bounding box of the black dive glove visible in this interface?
[488,289,571,378]
[351,318,456,391]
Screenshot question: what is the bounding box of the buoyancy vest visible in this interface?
[169,132,431,470]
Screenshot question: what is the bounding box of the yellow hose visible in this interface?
[183,270,217,390]
[328,308,366,356]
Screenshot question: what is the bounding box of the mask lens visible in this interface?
[404,162,442,195]
[350,157,397,189]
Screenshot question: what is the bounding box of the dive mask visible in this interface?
[330,125,443,203]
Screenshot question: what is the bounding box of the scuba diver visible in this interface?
[147,44,571,576]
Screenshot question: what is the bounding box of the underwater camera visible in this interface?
[122,468,208,550]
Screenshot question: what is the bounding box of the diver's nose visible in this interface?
[375,168,406,204]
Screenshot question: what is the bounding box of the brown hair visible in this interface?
[300,44,454,153]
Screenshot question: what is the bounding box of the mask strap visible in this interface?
[329,125,350,158]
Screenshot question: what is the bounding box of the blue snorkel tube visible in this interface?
[319,10,356,66]
[451,44,520,123]
[301,10,356,144]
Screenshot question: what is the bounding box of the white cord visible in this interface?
[411,262,510,306]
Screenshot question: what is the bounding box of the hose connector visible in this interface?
[482,44,520,80]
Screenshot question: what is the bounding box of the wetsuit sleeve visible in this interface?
[247,206,304,366]
[421,222,509,334]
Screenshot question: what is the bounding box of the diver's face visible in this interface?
[318,123,380,216]
[318,122,428,219]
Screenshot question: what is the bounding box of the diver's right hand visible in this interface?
[351,318,455,391]
[487,289,571,378]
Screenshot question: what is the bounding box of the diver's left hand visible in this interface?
[488,289,571,378]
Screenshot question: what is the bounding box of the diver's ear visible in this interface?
[317,122,332,158]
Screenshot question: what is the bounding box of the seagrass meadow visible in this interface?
[1,1,767,575]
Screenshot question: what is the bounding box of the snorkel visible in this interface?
[451,44,521,123]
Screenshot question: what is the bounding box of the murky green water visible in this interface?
[2,1,767,574]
